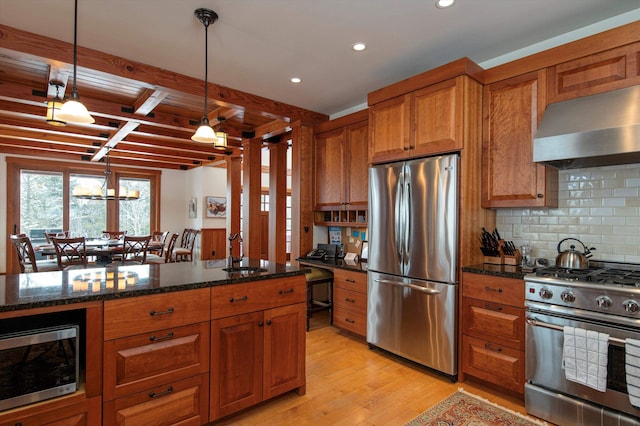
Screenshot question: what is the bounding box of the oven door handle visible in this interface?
[526,316,627,347]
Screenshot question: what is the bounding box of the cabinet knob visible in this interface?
[258,321,264,327]
[537,193,543,198]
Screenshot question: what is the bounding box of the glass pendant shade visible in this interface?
[57,97,95,124]
[214,130,227,149]
[192,122,217,143]
[46,97,67,126]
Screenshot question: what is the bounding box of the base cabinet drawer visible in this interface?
[104,322,210,401]
[462,335,524,394]
[333,306,367,336]
[334,286,367,314]
[462,298,524,350]
[103,373,209,426]
[0,395,101,426]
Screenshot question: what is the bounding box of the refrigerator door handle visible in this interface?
[405,180,411,256]
[374,279,441,295]
[395,169,405,261]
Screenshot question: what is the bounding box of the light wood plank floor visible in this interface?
[215,313,538,425]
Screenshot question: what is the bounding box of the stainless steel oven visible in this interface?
[0,324,79,411]
[525,262,640,426]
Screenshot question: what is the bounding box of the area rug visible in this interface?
[405,388,547,425]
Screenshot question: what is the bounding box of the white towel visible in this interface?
[626,338,640,408]
[563,326,609,392]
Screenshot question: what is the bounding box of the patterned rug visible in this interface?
[405,389,547,426]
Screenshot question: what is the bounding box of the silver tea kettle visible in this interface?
[556,237,595,269]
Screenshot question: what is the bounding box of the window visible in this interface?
[8,157,160,250]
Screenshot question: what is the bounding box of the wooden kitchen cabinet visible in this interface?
[368,76,465,164]
[314,110,368,210]
[210,276,306,422]
[482,70,558,208]
[548,41,640,103]
[332,269,368,337]
[461,272,525,394]
[103,288,211,422]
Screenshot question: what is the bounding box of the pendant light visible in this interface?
[46,81,67,126]
[72,149,140,200]
[57,0,95,124]
[214,116,228,149]
[192,8,226,147]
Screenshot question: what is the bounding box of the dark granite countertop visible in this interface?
[297,257,368,274]
[0,259,304,313]
[462,263,528,280]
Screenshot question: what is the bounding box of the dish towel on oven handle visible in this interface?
[562,326,609,392]
[626,338,640,408]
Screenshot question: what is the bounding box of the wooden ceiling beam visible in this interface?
[0,24,328,124]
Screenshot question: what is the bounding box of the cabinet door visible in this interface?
[413,78,462,156]
[314,128,345,208]
[210,311,263,421]
[462,298,524,350]
[369,95,411,163]
[263,303,306,400]
[482,70,558,208]
[345,121,369,207]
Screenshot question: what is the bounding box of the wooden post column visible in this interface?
[268,141,288,263]
[241,138,263,260]
[226,156,242,258]
[290,120,315,265]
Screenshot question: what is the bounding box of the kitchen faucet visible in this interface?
[228,233,243,267]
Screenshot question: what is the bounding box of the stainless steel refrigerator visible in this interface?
[367,153,458,378]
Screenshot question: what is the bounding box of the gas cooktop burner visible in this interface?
[535,264,640,287]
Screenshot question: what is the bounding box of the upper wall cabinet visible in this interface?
[548,41,640,103]
[314,110,368,211]
[368,77,464,164]
[482,70,558,208]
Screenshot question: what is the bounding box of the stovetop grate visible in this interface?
[535,265,640,287]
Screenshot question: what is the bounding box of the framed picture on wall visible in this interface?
[206,196,226,218]
[188,198,197,218]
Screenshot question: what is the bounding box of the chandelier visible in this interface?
[72,151,140,200]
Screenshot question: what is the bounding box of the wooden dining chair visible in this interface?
[9,234,60,273]
[146,232,179,264]
[121,235,151,265]
[52,236,88,270]
[149,231,169,256]
[102,230,126,240]
[44,230,70,244]
[174,229,200,262]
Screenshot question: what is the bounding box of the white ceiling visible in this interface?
[1,1,639,117]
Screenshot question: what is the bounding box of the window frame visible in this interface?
[6,157,161,273]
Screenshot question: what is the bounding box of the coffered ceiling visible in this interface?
[0,1,638,170]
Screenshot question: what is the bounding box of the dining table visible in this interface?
[36,239,164,266]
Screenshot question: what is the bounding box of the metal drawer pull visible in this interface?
[526,317,626,345]
[149,386,173,398]
[484,304,502,311]
[149,332,174,342]
[345,318,355,324]
[229,295,248,303]
[149,307,174,316]
[345,298,356,303]
[484,286,503,293]
[484,343,502,352]
[279,288,294,295]
[346,278,356,283]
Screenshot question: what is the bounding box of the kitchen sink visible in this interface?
[222,266,267,273]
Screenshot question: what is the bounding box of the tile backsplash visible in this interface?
[496,164,640,264]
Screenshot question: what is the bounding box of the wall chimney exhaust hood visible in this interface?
[533,85,640,169]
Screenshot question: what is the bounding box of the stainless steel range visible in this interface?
[525,261,640,426]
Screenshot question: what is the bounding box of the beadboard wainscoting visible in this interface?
[496,164,640,264]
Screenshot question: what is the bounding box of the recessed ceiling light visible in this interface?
[352,42,366,52]
[290,77,301,84]
[436,0,454,8]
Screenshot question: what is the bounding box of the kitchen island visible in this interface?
[0,260,306,425]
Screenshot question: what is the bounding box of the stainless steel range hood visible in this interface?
[533,85,640,169]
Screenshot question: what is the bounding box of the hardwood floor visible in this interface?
[214,312,537,425]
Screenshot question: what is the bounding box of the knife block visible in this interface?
[503,250,522,266]
[483,241,522,265]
